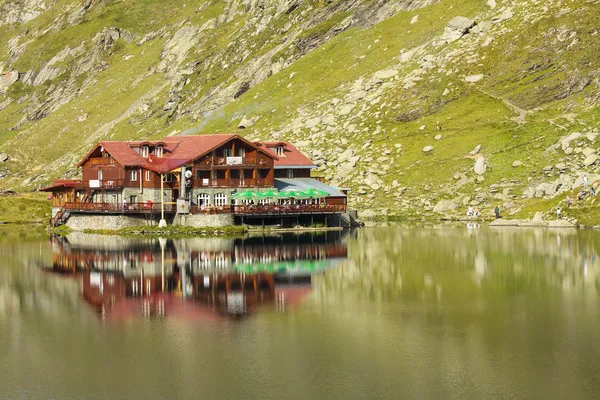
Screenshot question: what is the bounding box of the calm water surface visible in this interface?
[1,224,599,400]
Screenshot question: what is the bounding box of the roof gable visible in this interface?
[257,142,314,168]
[77,134,279,173]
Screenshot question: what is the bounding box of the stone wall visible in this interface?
[90,188,172,204]
[66,214,158,230]
[122,188,172,203]
[173,213,234,228]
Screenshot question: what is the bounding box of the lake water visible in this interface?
[1,224,599,400]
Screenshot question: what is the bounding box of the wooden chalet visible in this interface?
[40,134,348,226]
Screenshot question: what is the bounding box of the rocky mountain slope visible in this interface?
[0,0,599,219]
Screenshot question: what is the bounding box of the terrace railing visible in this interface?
[64,202,175,213]
[62,202,345,216]
[233,204,346,215]
[189,205,233,215]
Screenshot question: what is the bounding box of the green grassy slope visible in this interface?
[0,0,599,220]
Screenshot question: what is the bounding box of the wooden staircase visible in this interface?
[51,206,71,227]
[51,190,95,227]
[80,189,96,203]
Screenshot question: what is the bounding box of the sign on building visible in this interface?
[89,180,100,188]
[226,156,243,165]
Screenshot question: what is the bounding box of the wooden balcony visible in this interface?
[69,179,126,189]
[193,178,271,188]
[88,157,116,166]
[195,156,270,170]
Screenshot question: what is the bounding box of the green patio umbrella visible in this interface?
[301,187,329,198]
[282,189,303,198]
[275,191,292,200]
[231,189,259,199]
[256,189,279,199]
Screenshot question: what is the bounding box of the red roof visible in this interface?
[39,179,82,192]
[78,134,278,173]
[257,142,315,168]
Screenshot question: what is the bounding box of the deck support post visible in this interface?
[159,173,167,227]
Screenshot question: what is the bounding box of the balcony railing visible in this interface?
[195,156,271,169]
[88,157,116,166]
[68,179,126,189]
[193,178,271,188]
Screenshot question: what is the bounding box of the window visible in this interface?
[145,170,151,181]
[197,193,210,206]
[238,148,246,157]
[156,146,163,157]
[97,169,103,181]
[276,146,284,157]
[130,170,137,181]
[165,173,173,182]
[141,145,149,157]
[214,193,227,207]
[223,148,233,158]
[287,169,293,178]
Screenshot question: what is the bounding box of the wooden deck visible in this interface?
[233,204,346,216]
[62,202,346,216]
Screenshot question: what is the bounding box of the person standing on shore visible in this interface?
[556,208,562,219]
[583,175,589,189]
[495,206,501,219]
[566,195,572,207]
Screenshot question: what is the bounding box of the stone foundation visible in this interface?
[89,188,173,204]
[173,213,234,228]
[66,214,158,230]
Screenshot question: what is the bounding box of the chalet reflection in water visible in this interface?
[47,232,348,320]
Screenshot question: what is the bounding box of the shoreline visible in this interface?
[47,224,348,238]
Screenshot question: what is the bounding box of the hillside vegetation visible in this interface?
[0,0,599,221]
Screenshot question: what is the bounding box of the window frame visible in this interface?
[197,193,210,206]
[145,170,151,182]
[214,193,227,207]
[155,146,163,157]
[141,145,149,158]
[130,170,138,181]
